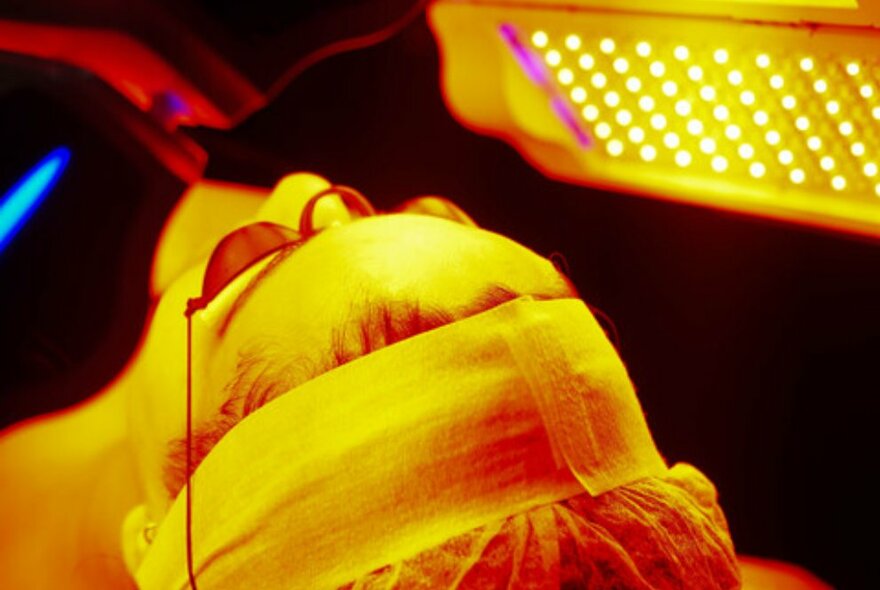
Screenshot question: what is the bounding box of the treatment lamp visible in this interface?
[430,0,880,238]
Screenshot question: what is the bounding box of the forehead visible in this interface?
[217,215,556,343]
[245,213,543,294]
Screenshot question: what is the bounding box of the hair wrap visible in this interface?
[135,297,667,589]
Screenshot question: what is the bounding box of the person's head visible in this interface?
[122,178,740,590]
[125,179,576,528]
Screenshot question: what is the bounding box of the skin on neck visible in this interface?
[0,362,140,588]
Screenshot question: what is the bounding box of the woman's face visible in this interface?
[128,209,572,522]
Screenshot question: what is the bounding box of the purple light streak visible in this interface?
[551,96,593,148]
[499,23,549,87]
[499,24,593,150]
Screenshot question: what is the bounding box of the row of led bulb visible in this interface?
[530,31,880,196]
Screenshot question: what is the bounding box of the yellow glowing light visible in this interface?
[675,150,692,166]
[640,144,657,161]
[781,95,796,110]
[778,149,794,165]
[740,90,755,105]
[832,175,846,190]
[864,162,878,177]
[675,99,692,116]
[846,61,860,76]
[628,126,645,143]
[579,53,595,70]
[664,131,680,148]
[638,95,655,111]
[873,106,880,120]
[662,80,678,96]
[726,124,742,140]
[582,104,599,121]
[795,116,810,131]
[765,130,781,145]
[713,105,730,121]
[814,79,828,93]
[613,57,630,74]
[728,70,743,85]
[711,155,728,172]
[571,86,587,103]
[756,54,770,68]
[714,49,729,64]
[806,136,821,150]
[565,34,582,51]
[769,75,784,89]
[674,45,689,61]
[626,76,642,92]
[700,137,717,154]
[600,38,616,54]
[753,110,769,126]
[699,86,716,101]
[532,31,548,48]
[739,143,755,159]
[607,139,624,156]
[860,84,874,98]
[649,61,666,77]
[688,65,703,81]
[826,100,840,115]
[876,184,880,196]
[616,109,633,125]
[595,121,612,139]
[558,68,574,85]
[687,119,704,135]
[820,156,835,171]
[790,168,805,184]
[604,91,621,107]
[650,112,667,129]
[852,142,866,156]
[636,41,651,57]
[591,72,607,88]
[749,161,766,178]
[545,50,562,66]
[800,57,814,72]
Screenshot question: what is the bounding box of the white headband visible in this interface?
[136,296,666,589]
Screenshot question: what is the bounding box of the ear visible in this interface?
[120,504,156,577]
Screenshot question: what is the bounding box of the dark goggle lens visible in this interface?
[190,221,302,312]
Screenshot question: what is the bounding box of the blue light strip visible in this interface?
[0,147,71,253]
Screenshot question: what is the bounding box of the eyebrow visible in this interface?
[217,242,303,336]
[162,349,276,498]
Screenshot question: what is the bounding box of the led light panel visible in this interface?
[528,29,879,194]
[431,2,880,238]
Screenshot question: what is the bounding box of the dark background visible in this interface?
[0,3,876,587]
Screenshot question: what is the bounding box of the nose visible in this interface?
[258,172,353,231]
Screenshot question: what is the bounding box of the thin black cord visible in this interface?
[587,303,621,350]
[262,0,430,106]
[186,309,199,589]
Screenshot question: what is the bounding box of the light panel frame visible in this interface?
[430,1,880,238]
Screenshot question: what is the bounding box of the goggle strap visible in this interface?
[186,311,199,589]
